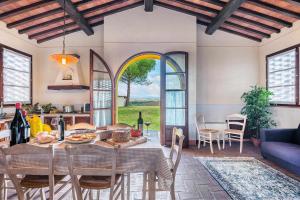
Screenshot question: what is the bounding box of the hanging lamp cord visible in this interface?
[62,0,66,55]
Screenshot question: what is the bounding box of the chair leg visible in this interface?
[96,190,100,200]
[229,134,231,147]
[121,175,125,200]
[240,136,243,154]
[209,136,214,154]
[217,136,221,150]
[198,137,201,149]
[170,183,175,200]
[127,173,130,200]
[203,139,206,147]
[40,188,46,200]
[222,134,225,149]
[88,189,93,200]
[142,173,147,200]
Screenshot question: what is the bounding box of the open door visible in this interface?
[90,50,114,128]
[161,52,189,147]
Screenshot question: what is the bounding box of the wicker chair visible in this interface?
[65,144,125,200]
[0,144,68,200]
[142,127,185,200]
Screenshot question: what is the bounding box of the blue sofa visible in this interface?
[261,127,300,176]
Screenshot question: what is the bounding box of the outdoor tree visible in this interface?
[120,59,156,106]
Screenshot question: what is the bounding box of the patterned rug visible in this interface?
[196,157,300,200]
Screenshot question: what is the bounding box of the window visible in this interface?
[0,44,32,105]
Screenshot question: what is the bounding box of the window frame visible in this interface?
[0,44,33,106]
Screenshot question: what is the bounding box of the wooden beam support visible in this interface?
[205,0,246,35]
[156,1,269,38]
[197,19,261,42]
[247,0,300,19]
[144,0,153,12]
[180,0,280,33]
[0,0,19,7]
[55,0,94,35]
[0,0,56,20]
[7,0,92,29]
[37,21,103,43]
[19,1,143,34]
[201,0,292,28]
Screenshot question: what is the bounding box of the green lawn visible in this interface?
[118,106,160,131]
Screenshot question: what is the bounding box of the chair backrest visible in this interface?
[226,114,247,132]
[65,144,117,177]
[195,113,206,131]
[0,143,53,175]
[169,127,185,176]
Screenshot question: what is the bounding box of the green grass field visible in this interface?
[118,106,160,131]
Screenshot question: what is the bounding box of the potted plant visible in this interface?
[241,86,276,147]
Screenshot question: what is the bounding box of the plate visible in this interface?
[64,138,94,144]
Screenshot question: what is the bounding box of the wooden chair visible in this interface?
[0,144,68,200]
[195,114,223,154]
[65,144,125,200]
[224,114,247,153]
[142,127,185,200]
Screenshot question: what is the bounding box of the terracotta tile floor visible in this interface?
[5,141,300,200]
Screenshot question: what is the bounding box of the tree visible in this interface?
[120,59,156,106]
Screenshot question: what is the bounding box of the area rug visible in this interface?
[196,157,300,200]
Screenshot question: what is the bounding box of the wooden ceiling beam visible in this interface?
[37,21,103,43]
[7,0,92,29]
[55,0,94,35]
[247,0,300,19]
[19,0,143,34]
[0,0,19,7]
[201,0,292,28]
[0,0,56,20]
[29,14,104,39]
[145,0,154,12]
[197,19,261,42]
[205,0,246,35]
[180,0,280,33]
[156,1,269,38]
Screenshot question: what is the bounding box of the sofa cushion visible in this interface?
[295,124,300,145]
[261,142,300,167]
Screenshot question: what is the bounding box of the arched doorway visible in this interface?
[90,50,189,146]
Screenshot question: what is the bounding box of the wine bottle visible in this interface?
[10,103,26,146]
[22,110,30,143]
[137,112,143,136]
[58,115,65,141]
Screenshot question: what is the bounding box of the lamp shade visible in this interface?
[49,54,79,65]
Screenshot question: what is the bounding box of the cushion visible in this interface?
[20,175,65,188]
[294,124,300,145]
[79,174,121,189]
[261,142,300,167]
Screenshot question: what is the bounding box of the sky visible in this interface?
[118,60,160,100]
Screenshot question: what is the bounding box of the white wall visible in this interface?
[258,21,300,128]
[103,6,198,140]
[197,25,259,124]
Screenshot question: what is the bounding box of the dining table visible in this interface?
[0,132,173,200]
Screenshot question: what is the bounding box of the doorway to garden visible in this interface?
[115,53,161,141]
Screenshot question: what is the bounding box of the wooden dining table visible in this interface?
[0,134,173,200]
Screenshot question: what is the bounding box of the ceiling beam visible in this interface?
[179,0,280,33]
[55,0,94,35]
[7,0,92,29]
[0,0,19,7]
[0,0,56,20]
[156,2,268,38]
[247,0,300,19]
[144,0,153,12]
[37,21,103,43]
[197,20,261,42]
[200,0,292,28]
[205,0,246,35]
[19,1,143,35]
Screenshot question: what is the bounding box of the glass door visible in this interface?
[90,50,114,128]
[161,52,188,147]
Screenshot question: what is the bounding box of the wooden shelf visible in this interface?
[47,85,90,90]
